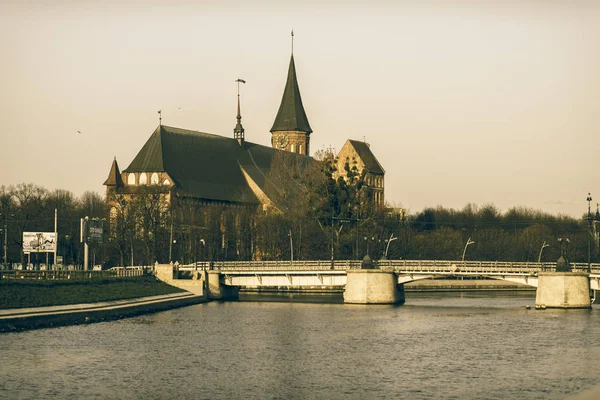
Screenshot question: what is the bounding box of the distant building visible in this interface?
[104,47,386,216]
[335,139,385,208]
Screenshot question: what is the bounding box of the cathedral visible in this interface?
[104,47,385,213]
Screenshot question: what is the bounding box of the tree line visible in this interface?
[2,160,597,267]
[0,184,106,268]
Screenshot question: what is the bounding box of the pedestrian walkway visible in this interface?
[0,292,205,332]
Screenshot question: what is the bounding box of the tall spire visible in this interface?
[270,53,312,134]
[234,78,246,143]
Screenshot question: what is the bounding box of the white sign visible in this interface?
[23,232,56,253]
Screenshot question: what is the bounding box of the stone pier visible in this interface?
[535,272,591,309]
[343,270,405,304]
[207,270,239,300]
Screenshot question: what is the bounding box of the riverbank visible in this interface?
[0,292,205,332]
[0,275,184,309]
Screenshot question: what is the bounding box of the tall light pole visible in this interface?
[384,233,397,258]
[169,211,174,262]
[538,240,549,263]
[462,237,475,263]
[288,229,294,262]
[587,193,593,273]
[1,212,7,269]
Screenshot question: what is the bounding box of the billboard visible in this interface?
[81,218,104,244]
[23,232,56,253]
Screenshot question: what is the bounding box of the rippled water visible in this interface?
[1,292,599,400]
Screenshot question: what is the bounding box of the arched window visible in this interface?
[291,143,295,153]
[139,173,148,185]
[127,173,136,185]
[298,144,303,154]
[163,179,171,186]
[151,173,159,185]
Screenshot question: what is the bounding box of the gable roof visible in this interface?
[123,125,310,205]
[103,157,124,186]
[270,55,313,134]
[347,140,385,175]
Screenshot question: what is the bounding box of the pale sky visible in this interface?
[1,0,599,218]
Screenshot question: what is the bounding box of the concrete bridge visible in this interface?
[157,260,600,309]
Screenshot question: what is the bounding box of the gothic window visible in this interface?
[127,173,136,185]
[291,143,295,153]
[299,144,303,154]
[163,179,170,186]
[151,173,159,185]
[139,173,148,185]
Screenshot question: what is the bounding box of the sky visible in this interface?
[1,0,599,218]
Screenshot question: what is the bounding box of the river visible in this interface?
[1,292,599,399]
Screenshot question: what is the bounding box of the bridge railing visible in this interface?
[179,260,362,271]
[177,260,600,273]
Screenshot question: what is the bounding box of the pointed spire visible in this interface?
[103,157,124,186]
[234,79,246,143]
[270,54,312,134]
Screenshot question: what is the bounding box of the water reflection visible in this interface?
[1,292,598,400]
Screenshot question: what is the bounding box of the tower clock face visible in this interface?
[277,135,289,149]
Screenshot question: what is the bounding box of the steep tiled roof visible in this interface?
[270,55,312,134]
[123,125,310,205]
[347,140,385,175]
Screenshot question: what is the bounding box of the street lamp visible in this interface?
[538,240,549,263]
[288,229,293,263]
[384,233,397,258]
[0,212,13,270]
[364,236,375,257]
[462,237,475,263]
[585,193,600,273]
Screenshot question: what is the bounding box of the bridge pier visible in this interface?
[207,271,239,300]
[344,270,405,304]
[535,272,591,309]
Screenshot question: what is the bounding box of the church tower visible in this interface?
[271,33,312,155]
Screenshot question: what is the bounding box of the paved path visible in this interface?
[0,292,205,332]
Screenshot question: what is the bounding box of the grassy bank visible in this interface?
[0,276,184,310]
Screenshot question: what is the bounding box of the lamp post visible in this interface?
[384,233,397,258]
[364,236,375,257]
[288,229,293,262]
[169,211,174,262]
[538,240,549,263]
[585,193,600,272]
[462,237,475,263]
[1,212,6,269]
[587,193,592,272]
[0,212,12,270]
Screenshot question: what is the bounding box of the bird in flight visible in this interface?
[77,130,82,134]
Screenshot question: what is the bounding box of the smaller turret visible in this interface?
[103,157,124,198]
